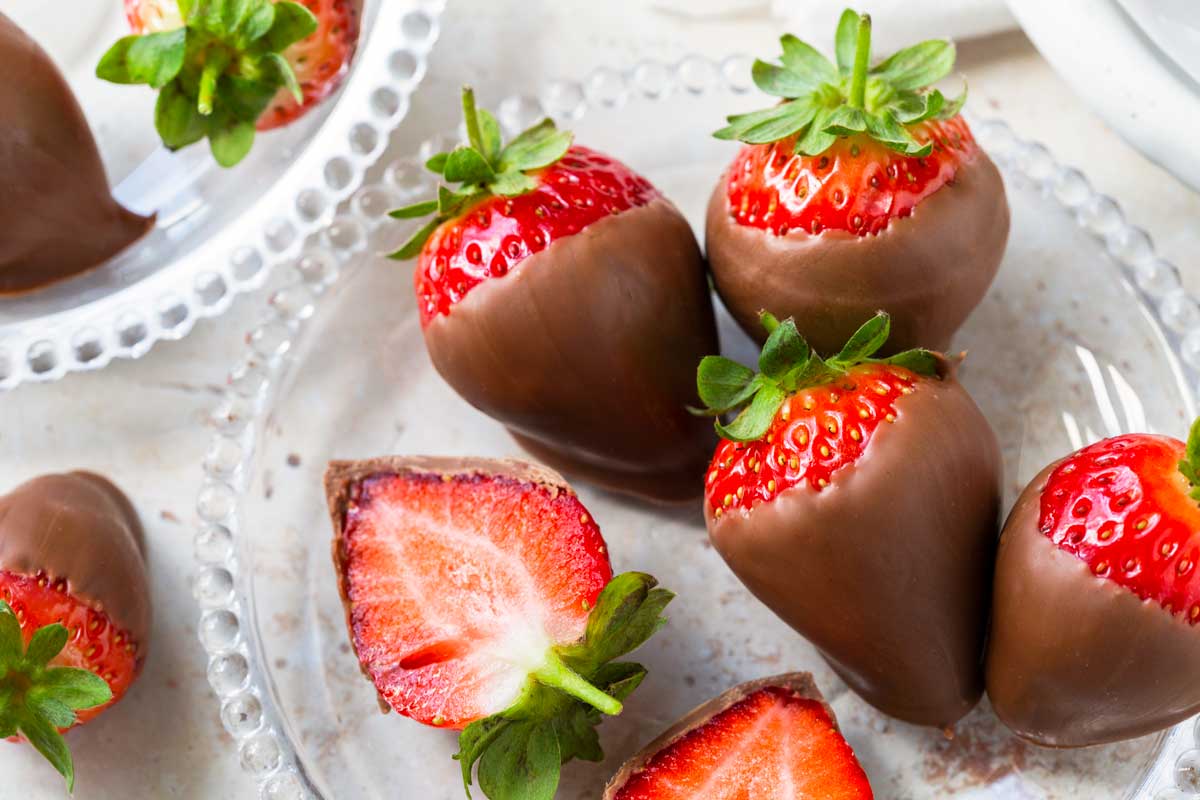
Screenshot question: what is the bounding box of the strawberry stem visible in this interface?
[533,651,622,716]
[461,85,488,167]
[197,51,231,116]
[848,14,871,110]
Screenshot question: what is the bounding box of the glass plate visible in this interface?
[192,55,1200,800]
[0,0,444,391]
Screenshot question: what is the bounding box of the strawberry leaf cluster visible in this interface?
[694,312,938,442]
[0,600,112,793]
[455,572,673,800]
[1178,418,1200,502]
[389,86,574,260]
[715,8,965,157]
[96,0,318,167]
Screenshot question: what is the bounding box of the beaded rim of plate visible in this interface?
[0,0,445,392]
[193,54,1200,800]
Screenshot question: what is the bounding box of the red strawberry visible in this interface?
[987,423,1200,746]
[390,89,717,503]
[604,673,873,800]
[707,9,1008,354]
[0,472,151,792]
[100,0,359,166]
[325,456,673,800]
[696,312,1000,728]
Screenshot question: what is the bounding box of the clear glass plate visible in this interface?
[193,55,1200,800]
[0,0,444,390]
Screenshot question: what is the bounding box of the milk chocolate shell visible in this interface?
[0,13,152,296]
[423,198,718,503]
[986,462,1200,747]
[706,361,1001,727]
[603,672,857,798]
[0,472,151,650]
[705,150,1009,355]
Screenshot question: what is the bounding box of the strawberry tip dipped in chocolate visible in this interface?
[0,472,152,792]
[0,13,153,296]
[707,9,1009,355]
[97,0,359,167]
[604,673,873,800]
[987,419,1200,746]
[390,88,718,503]
[325,456,673,800]
[695,312,1000,728]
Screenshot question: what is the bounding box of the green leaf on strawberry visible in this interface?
[694,311,939,442]
[714,7,966,157]
[388,86,575,260]
[0,600,113,794]
[455,572,672,800]
[96,0,318,167]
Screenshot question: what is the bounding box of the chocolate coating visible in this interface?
[706,361,1001,727]
[705,150,1009,355]
[325,455,578,712]
[603,672,832,799]
[422,198,718,503]
[986,462,1200,746]
[0,13,152,296]
[0,472,150,647]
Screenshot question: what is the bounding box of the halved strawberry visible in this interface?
[695,312,1000,728]
[325,456,673,799]
[605,673,873,800]
[100,0,359,166]
[707,8,1008,354]
[987,422,1200,746]
[0,472,151,792]
[389,89,716,503]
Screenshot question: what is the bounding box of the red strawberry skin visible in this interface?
[420,150,717,503]
[706,361,1000,727]
[326,456,612,728]
[987,436,1200,746]
[725,117,976,238]
[706,121,1008,355]
[706,363,917,515]
[605,673,873,800]
[126,0,357,130]
[415,146,658,325]
[0,472,151,725]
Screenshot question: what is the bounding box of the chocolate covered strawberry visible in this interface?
[97,0,358,166]
[605,673,873,799]
[325,456,673,799]
[695,312,1000,727]
[0,472,152,791]
[987,422,1200,746]
[707,9,1009,354]
[390,89,717,503]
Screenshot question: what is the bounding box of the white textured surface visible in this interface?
[2,2,1200,798]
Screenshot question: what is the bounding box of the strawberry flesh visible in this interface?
[1039,434,1200,621]
[612,685,873,799]
[339,469,612,728]
[706,363,919,514]
[0,569,141,726]
[415,145,659,325]
[725,116,976,236]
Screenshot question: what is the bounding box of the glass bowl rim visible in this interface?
[192,52,1200,800]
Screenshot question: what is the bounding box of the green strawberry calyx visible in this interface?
[692,311,939,442]
[1177,418,1200,502]
[714,8,966,157]
[455,572,673,800]
[0,600,113,794]
[95,0,320,167]
[388,86,575,260]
